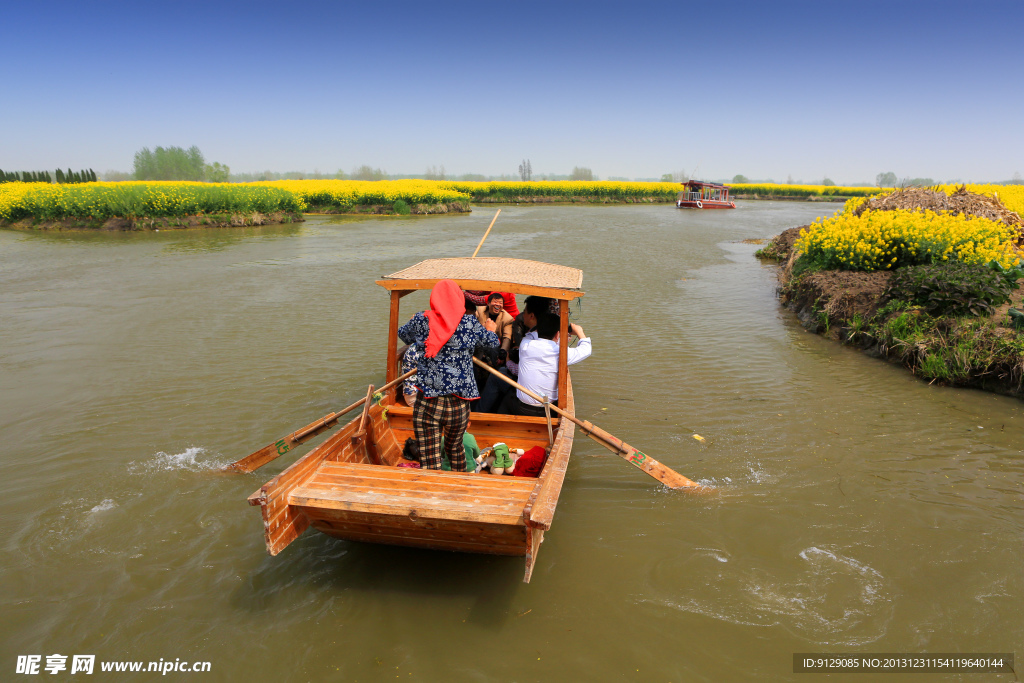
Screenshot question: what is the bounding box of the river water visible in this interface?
[1,204,1021,681]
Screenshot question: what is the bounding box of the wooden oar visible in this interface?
[471,209,501,258]
[542,397,554,447]
[225,369,417,473]
[352,384,376,444]
[472,358,703,489]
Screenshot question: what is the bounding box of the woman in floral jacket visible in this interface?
[398,280,500,470]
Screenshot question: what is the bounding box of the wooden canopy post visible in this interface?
[386,291,401,396]
[386,290,416,401]
[557,299,569,410]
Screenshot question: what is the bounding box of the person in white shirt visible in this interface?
[500,312,591,417]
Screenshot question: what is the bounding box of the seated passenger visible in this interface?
[498,291,520,318]
[510,295,551,349]
[476,293,514,352]
[500,312,592,417]
[466,290,520,318]
[477,295,548,413]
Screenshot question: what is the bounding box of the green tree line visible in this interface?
[133,146,230,182]
[0,169,97,184]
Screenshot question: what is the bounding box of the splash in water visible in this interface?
[88,499,116,514]
[641,545,892,645]
[137,446,225,472]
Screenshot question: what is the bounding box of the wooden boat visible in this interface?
[247,257,585,582]
[676,180,737,209]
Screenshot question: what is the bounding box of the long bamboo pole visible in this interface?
[471,209,501,258]
[472,358,702,489]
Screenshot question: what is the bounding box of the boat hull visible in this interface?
[249,378,575,582]
[676,199,736,209]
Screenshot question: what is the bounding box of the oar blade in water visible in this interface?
[577,423,704,490]
[225,416,338,473]
[225,369,418,474]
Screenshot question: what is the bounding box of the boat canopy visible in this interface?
[684,180,730,190]
[377,257,585,300]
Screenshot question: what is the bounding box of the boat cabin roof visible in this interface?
[684,180,730,190]
[377,257,585,300]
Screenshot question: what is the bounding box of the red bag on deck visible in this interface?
[512,446,547,478]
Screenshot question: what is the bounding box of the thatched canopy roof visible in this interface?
[378,258,584,299]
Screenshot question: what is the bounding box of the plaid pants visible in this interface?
[412,394,471,470]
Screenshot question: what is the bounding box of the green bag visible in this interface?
[440,432,480,472]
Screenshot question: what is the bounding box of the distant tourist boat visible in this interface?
[676,180,736,209]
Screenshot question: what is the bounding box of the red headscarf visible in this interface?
[424,279,466,358]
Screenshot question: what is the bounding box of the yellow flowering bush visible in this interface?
[0,179,471,222]
[0,182,34,221]
[950,183,1024,217]
[794,209,1020,271]
[264,179,470,210]
[842,183,1024,218]
[440,180,682,201]
[731,182,881,198]
[5,176,1020,224]
[0,181,303,221]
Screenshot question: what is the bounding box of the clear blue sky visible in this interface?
[1,0,1021,183]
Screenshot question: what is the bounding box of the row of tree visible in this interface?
[132,146,229,182]
[0,169,98,184]
[426,163,594,182]
[876,172,939,188]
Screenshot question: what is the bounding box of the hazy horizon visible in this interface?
[2,0,1022,184]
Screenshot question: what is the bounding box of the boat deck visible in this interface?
[289,460,537,555]
[291,461,536,526]
[249,381,575,576]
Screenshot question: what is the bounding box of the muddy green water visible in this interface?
[1,204,1021,682]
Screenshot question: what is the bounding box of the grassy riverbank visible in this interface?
[760,184,1024,397]
[0,181,304,225]
[262,179,685,208]
[0,179,470,228]
[444,180,682,202]
[0,179,699,228]
[3,178,994,230]
[731,182,882,200]
[264,179,471,214]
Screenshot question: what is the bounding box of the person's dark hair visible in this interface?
[487,292,504,304]
[524,295,551,316]
[465,296,477,314]
[536,312,561,340]
[402,437,421,463]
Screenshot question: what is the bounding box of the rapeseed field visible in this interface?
[439,180,682,201]
[2,179,1021,234]
[944,183,1024,217]
[0,179,683,221]
[731,182,881,198]
[0,181,302,221]
[265,179,470,210]
[796,181,1024,272]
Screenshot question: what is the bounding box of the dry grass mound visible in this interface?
[756,225,808,260]
[781,268,893,323]
[853,185,1024,241]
